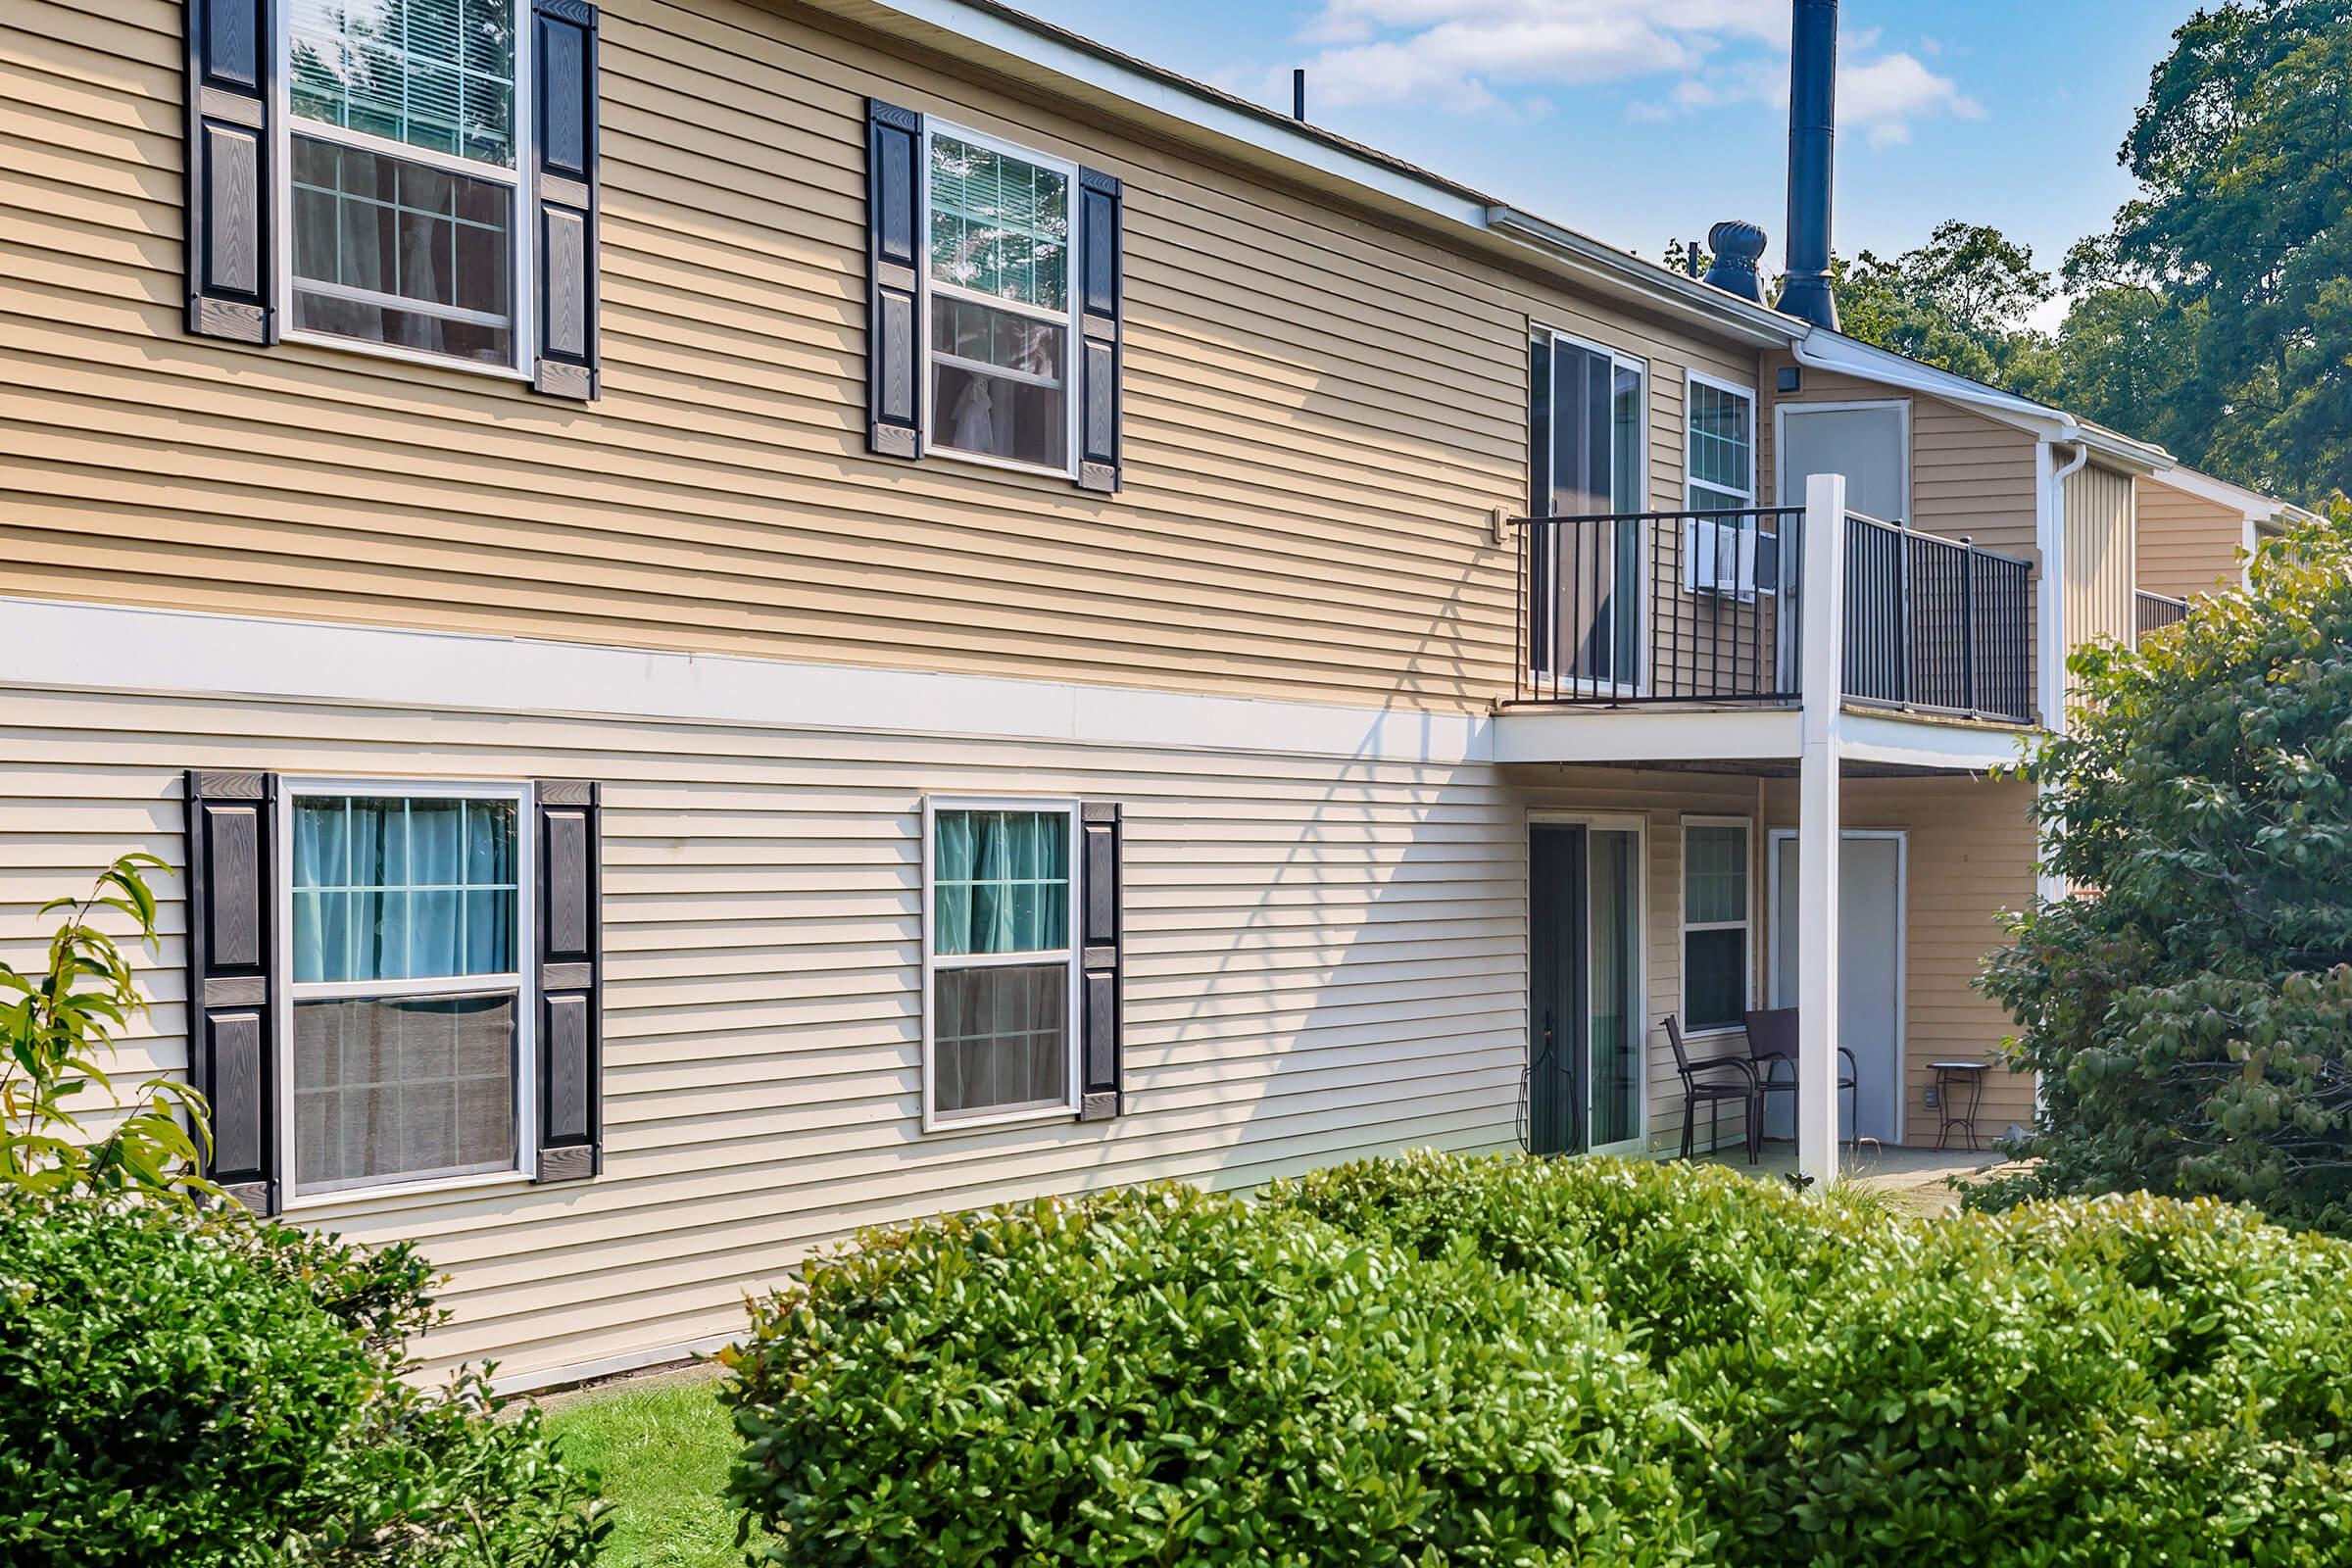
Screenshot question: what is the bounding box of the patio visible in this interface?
[1693,1141,2006,1217]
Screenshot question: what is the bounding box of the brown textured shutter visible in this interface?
[183,0,272,344]
[1075,169,1122,492]
[533,780,602,1180]
[866,99,922,459]
[1078,803,1123,1120]
[185,770,278,1211]
[531,0,599,399]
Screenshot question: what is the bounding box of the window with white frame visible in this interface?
[285,0,527,368]
[1687,376,1755,512]
[285,784,531,1197]
[1682,818,1750,1034]
[925,127,1077,472]
[924,803,1080,1124]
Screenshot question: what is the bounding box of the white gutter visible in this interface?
[1793,332,2170,473]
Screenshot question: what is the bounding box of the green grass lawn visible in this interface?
[541,1369,742,1568]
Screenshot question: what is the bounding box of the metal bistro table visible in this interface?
[1930,1060,1990,1152]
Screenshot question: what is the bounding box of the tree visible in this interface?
[0,855,211,1199]
[2072,0,2352,501]
[1816,222,2058,393]
[1974,504,2352,1232]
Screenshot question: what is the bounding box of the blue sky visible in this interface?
[1017,0,2192,322]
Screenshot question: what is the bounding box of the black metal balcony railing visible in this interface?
[1512,506,2037,725]
[2135,589,2190,640]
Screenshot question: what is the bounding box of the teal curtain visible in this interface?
[292,796,517,983]
[933,809,1069,957]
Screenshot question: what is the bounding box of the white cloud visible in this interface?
[1258,0,1980,151]
[1839,52,1984,146]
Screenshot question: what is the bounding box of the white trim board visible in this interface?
[1,599,2047,773]
[0,597,1495,766]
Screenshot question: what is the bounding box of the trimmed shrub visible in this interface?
[0,1188,605,1567]
[729,1152,2352,1568]
[722,1183,1710,1567]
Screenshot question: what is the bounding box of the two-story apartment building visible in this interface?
[0,0,2283,1385]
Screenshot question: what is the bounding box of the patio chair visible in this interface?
[1741,1006,1858,1147]
[1663,1014,1761,1163]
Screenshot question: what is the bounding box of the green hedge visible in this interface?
[0,1188,605,1567]
[727,1152,2352,1568]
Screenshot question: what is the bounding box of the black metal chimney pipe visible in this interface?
[1775,0,1839,329]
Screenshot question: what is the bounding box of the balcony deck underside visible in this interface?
[1492,701,2037,774]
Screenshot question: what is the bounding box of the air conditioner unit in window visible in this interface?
[1683,519,1779,602]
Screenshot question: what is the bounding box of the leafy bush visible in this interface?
[0,1187,606,1567]
[728,1152,2352,1568]
[1978,503,2352,1231]
[0,855,211,1199]
[722,1182,1709,1567]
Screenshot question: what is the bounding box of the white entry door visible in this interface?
[1771,831,1904,1145]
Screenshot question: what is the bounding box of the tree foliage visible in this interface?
[1976,504,2352,1230]
[2088,0,2352,501]
[1816,2,2351,505]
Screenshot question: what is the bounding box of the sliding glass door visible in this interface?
[1529,821,1644,1155]
[1528,333,1646,688]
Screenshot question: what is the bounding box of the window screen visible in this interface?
[289,791,524,1195]
[1683,821,1750,1032]
[930,807,1075,1120]
[926,133,1074,471]
[285,0,522,367]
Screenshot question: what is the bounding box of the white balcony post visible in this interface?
[1796,472,1846,1190]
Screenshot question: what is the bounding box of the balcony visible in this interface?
[1508,505,2036,727]
[2135,589,2189,640]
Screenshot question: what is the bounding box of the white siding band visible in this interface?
[0,597,1494,766]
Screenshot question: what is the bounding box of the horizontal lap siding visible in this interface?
[1758,359,2044,709]
[1515,766,1765,1154]
[1765,773,2036,1142]
[0,0,1762,711]
[0,684,1533,1379]
[2134,477,2244,602]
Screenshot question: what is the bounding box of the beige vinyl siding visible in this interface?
[1756,357,2045,713]
[1522,766,2033,1152]
[0,0,1763,713]
[1763,772,2036,1141]
[0,679,1539,1381]
[1512,766,1767,1154]
[2135,476,2246,601]
[2063,463,2136,667]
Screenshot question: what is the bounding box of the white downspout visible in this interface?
[2043,437,2089,741]
[2028,439,2090,1128]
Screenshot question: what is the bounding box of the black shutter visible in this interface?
[1078,803,1123,1120]
[185,770,277,1212]
[531,0,599,399]
[183,0,272,344]
[866,99,922,459]
[533,780,602,1180]
[1076,169,1123,492]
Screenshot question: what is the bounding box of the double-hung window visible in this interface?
[1684,373,1762,598]
[284,0,529,369]
[1682,818,1751,1035]
[924,126,1079,474]
[1687,375,1756,512]
[282,782,533,1200]
[923,801,1081,1128]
